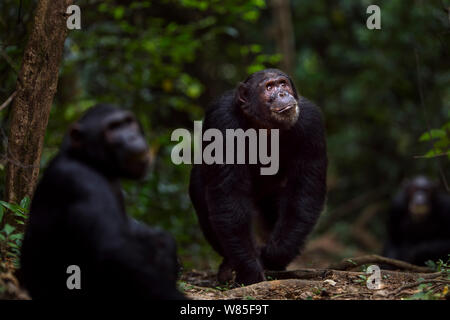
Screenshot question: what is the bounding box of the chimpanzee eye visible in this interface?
[266,85,272,91]
[108,121,122,130]
[280,79,288,87]
[124,116,134,124]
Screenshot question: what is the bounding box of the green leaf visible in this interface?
[242,10,259,22]
[419,129,446,142]
[422,149,446,158]
[425,260,436,270]
[251,0,266,8]
[347,259,357,265]
[113,6,125,20]
[3,224,15,236]
[14,211,27,219]
[9,233,23,241]
[0,201,21,213]
[20,197,31,210]
[8,242,18,249]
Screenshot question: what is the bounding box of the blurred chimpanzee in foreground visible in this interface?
[20,104,185,299]
[383,176,450,266]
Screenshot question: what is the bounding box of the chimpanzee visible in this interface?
[20,104,185,299]
[383,176,450,266]
[189,69,327,285]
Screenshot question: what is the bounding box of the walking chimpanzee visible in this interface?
[190,69,328,285]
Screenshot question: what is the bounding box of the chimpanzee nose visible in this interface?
[278,91,286,97]
[129,134,148,154]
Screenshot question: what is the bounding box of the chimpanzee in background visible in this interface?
[383,176,450,266]
[20,104,185,299]
[189,69,327,285]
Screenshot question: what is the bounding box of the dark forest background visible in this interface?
[0,0,449,270]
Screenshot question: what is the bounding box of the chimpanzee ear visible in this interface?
[69,123,84,149]
[235,82,249,105]
[289,78,299,99]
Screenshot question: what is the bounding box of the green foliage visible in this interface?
[405,283,448,300]
[214,285,231,291]
[407,256,450,300]
[0,198,29,269]
[346,259,357,266]
[425,255,450,275]
[353,274,367,285]
[419,119,450,159]
[178,281,194,292]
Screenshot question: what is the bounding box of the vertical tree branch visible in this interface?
[270,0,296,71]
[4,0,73,228]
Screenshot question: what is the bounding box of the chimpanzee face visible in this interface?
[406,176,436,220]
[69,105,149,179]
[258,73,299,127]
[236,69,300,129]
[102,110,149,179]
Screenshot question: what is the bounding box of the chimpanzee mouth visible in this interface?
[272,104,297,114]
[409,204,430,217]
[129,151,150,164]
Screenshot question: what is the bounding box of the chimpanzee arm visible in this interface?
[95,233,185,299]
[261,118,327,270]
[205,164,266,284]
[66,190,185,299]
[262,159,326,270]
[129,218,181,282]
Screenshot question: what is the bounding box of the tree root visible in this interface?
[390,275,449,297]
[328,254,432,273]
[265,269,332,280]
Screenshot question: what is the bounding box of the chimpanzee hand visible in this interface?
[234,259,266,285]
[261,243,293,271]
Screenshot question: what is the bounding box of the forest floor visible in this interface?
[180,255,450,300]
[1,240,449,301]
[1,254,449,300]
[179,234,450,300]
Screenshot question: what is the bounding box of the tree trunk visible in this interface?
[270,0,296,72]
[4,0,73,229]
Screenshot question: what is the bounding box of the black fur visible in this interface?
[189,69,328,285]
[20,104,185,299]
[383,177,450,265]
